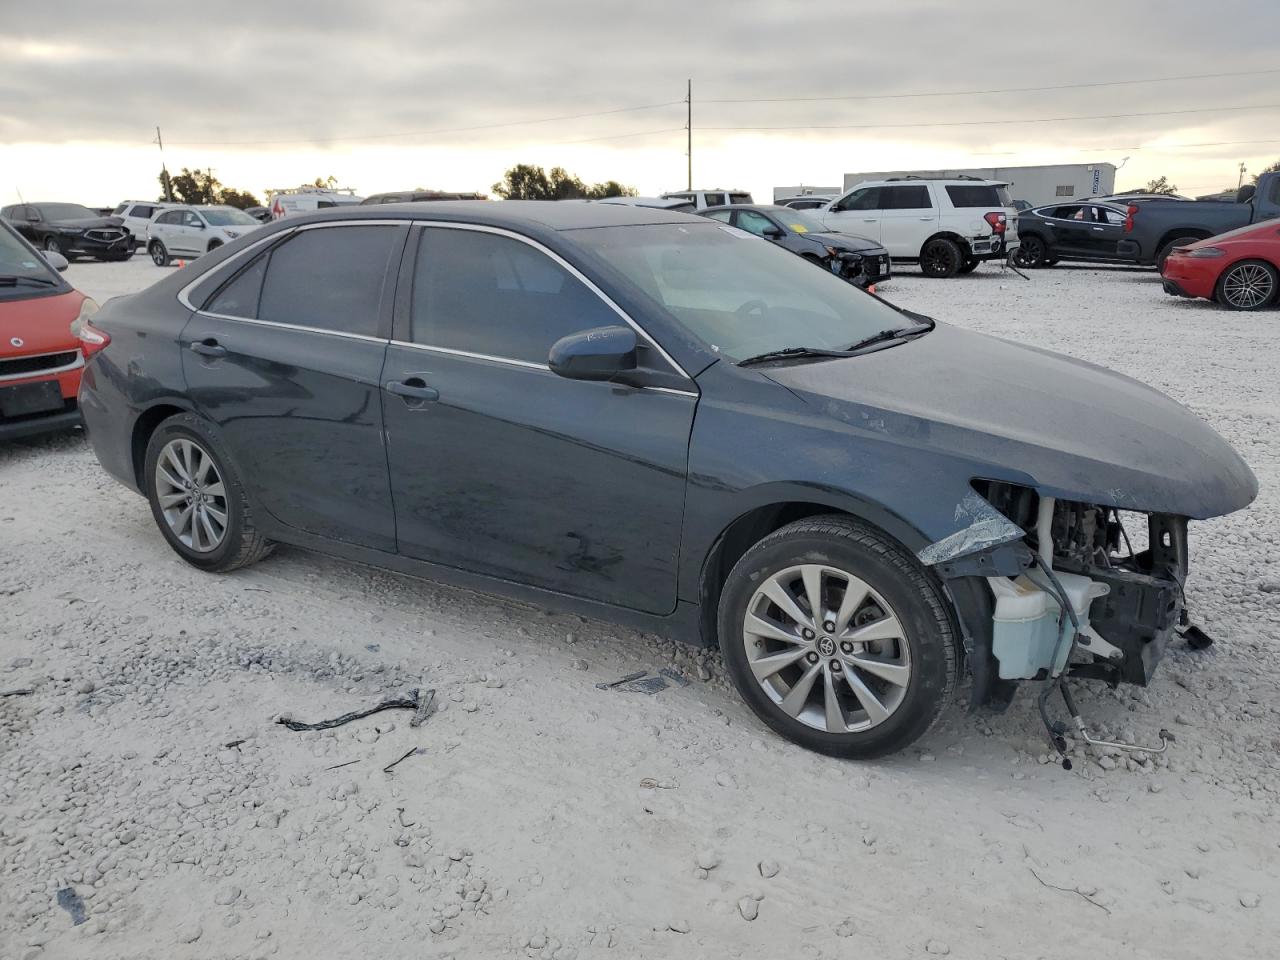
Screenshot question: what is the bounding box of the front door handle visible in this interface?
[385,377,439,402]
[863,218,878,222]
[918,217,933,221]
[189,339,226,358]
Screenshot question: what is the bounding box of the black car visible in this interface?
[1012,201,1130,268]
[702,204,890,289]
[78,202,1256,760]
[0,202,133,262]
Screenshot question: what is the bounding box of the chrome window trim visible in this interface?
[406,220,694,383]
[0,350,84,382]
[176,217,697,389]
[387,339,698,398]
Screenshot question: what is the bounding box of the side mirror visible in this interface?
[763,226,785,239]
[548,325,638,382]
[41,250,69,272]
[1237,184,1256,204]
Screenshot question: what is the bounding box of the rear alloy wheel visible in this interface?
[1013,235,1047,268]
[149,240,170,267]
[920,238,962,278]
[144,414,273,572]
[1216,260,1278,311]
[718,516,957,759]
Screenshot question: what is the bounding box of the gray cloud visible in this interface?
[4,0,1278,158]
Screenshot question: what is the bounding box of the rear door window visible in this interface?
[204,255,269,318]
[411,227,619,365]
[131,204,155,219]
[880,185,932,209]
[702,192,727,207]
[256,225,400,336]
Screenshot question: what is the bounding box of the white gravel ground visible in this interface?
[2,257,1277,960]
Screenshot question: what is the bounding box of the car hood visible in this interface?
[763,322,1257,519]
[805,231,884,253]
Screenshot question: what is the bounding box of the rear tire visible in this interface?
[717,515,957,759]
[1214,259,1278,311]
[1013,235,1047,268]
[144,414,274,572]
[149,240,170,267]
[920,238,963,278]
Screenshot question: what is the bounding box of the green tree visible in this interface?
[492,164,636,200]
[1253,159,1280,184]
[157,169,176,202]
[312,175,338,189]
[168,167,223,205]
[218,188,261,209]
[1142,175,1179,196]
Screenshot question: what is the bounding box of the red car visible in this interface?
[0,219,102,441]
[1161,220,1280,311]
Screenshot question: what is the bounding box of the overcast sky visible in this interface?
[3,0,1278,206]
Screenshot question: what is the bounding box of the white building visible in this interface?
[838,163,1117,206]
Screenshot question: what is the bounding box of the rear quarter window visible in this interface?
[945,185,1011,207]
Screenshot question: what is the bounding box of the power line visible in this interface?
[967,137,1280,156]
[163,100,684,147]
[549,127,686,146]
[700,102,1280,133]
[701,67,1280,104]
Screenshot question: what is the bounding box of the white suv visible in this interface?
[819,178,1018,277]
[659,188,753,210]
[146,205,263,266]
[111,200,179,250]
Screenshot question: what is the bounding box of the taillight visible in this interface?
[1124,204,1138,233]
[984,212,1006,235]
[80,320,111,356]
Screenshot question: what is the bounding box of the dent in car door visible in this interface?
[382,225,697,615]
[180,223,407,550]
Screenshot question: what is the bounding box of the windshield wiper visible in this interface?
[843,321,934,353]
[0,275,57,287]
[737,345,856,367]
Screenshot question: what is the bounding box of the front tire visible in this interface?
[43,236,68,259]
[920,238,963,278]
[1215,259,1278,311]
[718,516,958,759]
[144,414,274,572]
[149,240,170,267]
[957,257,980,274]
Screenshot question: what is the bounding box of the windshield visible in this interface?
[36,203,97,221]
[778,210,828,234]
[576,222,917,362]
[0,224,60,290]
[201,208,259,226]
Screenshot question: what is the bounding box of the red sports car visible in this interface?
[0,218,101,441]
[1161,220,1280,311]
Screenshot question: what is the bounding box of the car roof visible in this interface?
[701,203,807,215]
[279,199,703,231]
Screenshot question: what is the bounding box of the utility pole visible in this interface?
[686,79,692,190]
[155,126,173,201]
[1238,161,1247,189]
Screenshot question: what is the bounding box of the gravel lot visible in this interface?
[2,257,1277,960]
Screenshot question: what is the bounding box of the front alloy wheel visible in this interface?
[743,564,911,733]
[718,515,957,759]
[1217,260,1277,311]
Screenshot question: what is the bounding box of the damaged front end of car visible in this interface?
[928,482,1191,702]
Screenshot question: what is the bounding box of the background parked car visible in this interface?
[360,190,487,204]
[266,187,364,219]
[819,178,1018,278]
[776,195,838,210]
[702,204,889,289]
[147,205,264,266]
[1,202,133,261]
[112,200,180,250]
[660,188,753,209]
[1118,174,1280,269]
[245,206,273,223]
[1012,202,1130,268]
[0,218,98,440]
[1161,221,1280,311]
[596,196,696,213]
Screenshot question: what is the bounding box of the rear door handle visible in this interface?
[189,339,227,358]
[863,218,878,222]
[385,377,439,402]
[918,217,933,221]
